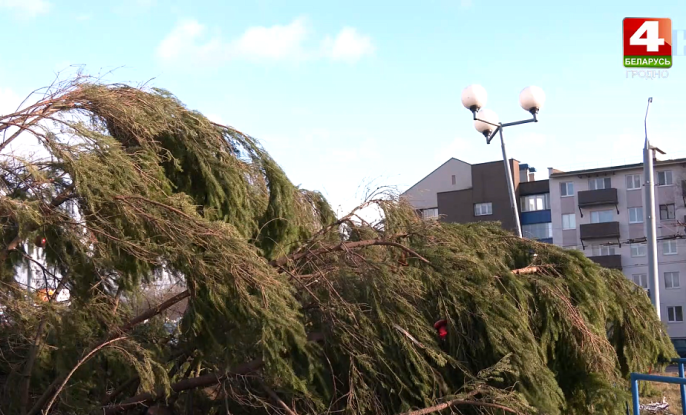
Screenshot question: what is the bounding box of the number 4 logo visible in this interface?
[630,21,665,52]
[623,18,672,68]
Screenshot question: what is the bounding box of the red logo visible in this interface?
[623,18,672,68]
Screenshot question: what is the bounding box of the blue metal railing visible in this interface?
[630,358,686,414]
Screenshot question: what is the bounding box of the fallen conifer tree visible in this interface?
[0,75,675,415]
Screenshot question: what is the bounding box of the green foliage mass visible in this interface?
[0,77,675,415]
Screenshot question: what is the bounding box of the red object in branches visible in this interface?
[35,236,46,248]
[433,319,448,338]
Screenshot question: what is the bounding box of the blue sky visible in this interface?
[1,0,686,214]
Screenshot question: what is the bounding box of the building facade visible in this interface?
[402,158,553,243]
[548,158,686,338]
[519,170,552,243]
[404,156,686,338]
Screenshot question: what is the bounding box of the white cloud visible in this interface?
[0,0,50,17]
[321,27,375,63]
[156,19,306,64]
[460,0,473,8]
[75,13,92,21]
[233,17,309,61]
[156,19,219,62]
[156,17,374,66]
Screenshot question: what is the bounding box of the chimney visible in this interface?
[518,163,529,183]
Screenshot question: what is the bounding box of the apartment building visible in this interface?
[402,158,553,242]
[404,156,686,337]
[548,158,686,337]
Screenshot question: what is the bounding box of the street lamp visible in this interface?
[461,84,546,239]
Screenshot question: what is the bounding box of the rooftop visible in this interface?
[402,157,524,195]
[549,157,686,179]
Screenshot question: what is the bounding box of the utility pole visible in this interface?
[644,97,663,319]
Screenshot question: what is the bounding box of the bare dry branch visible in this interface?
[43,336,128,414]
[270,235,430,267]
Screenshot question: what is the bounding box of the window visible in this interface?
[521,194,550,212]
[522,223,552,240]
[668,306,684,323]
[628,207,643,224]
[560,182,574,197]
[657,170,673,186]
[660,204,676,220]
[663,240,678,255]
[626,174,642,190]
[665,272,680,289]
[451,175,456,185]
[592,245,616,256]
[590,210,614,223]
[474,202,492,216]
[422,208,438,219]
[589,177,611,190]
[631,243,647,257]
[562,214,576,230]
[633,274,648,289]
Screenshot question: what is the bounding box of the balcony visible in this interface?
[579,221,620,240]
[520,210,551,225]
[519,180,549,196]
[588,254,622,270]
[578,188,618,208]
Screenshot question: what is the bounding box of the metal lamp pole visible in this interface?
[461,85,545,239]
[643,97,663,319]
[473,112,540,239]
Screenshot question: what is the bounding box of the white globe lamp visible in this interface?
[461,84,488,113]
[519,86,545,114]
[473,108,499,137]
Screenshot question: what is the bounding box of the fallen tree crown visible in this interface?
[0,76,675,415]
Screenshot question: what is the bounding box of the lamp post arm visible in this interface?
[501,116,538,128]
[486,125,501,145]
[473,117,501,128]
